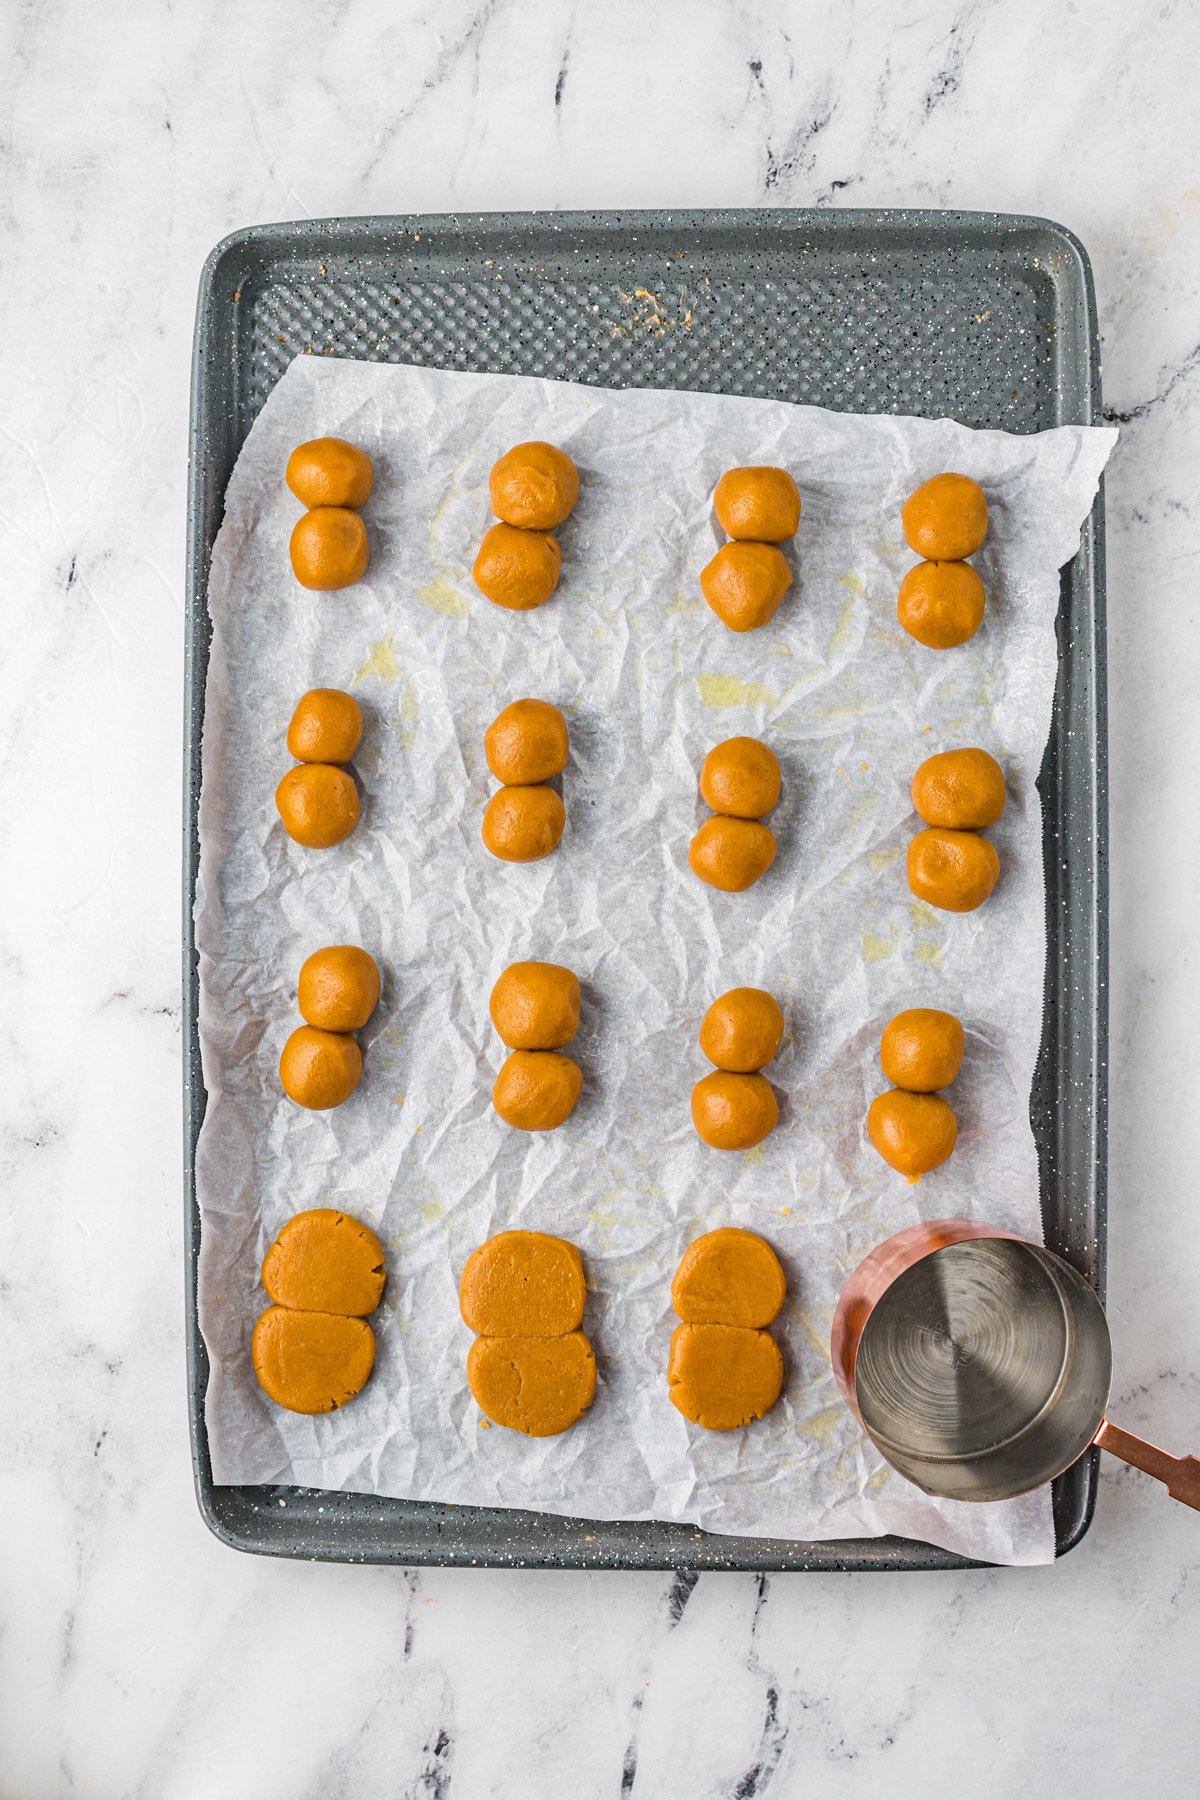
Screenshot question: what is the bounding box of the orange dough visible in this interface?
[691,1071,779,1150]
[459,1230,587,1337]
[699,987,785,1073]
[493,1050,582,1130]
[286,688,364,765]
[489,961,580,1050]
[897,561,986,649]
[688,816,777,892]
[262,1209,386,1316]
[880,1008,965,1093]
[902,472,988,561]
[482,786,566,862]
[868,1089,958,1178]
[668,1323,783,1430]
[489,441,579,530]
[700,541,792,633]
[699,737,781,819]
[712,466,801,542]
[671,1228,786,1328]
[908,827,1000,912]
[298,945,380,1033]
[290,507,370,590]
[275,763,360,848]
[485,699,569,784]
[911,747,1006,829]
[473,522,561,610]
[467,1331,596,1436]
[286,437,375,511]
[252,1306,376,1414]
[279,1025,362,1110]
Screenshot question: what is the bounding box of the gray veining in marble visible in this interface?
[2,0,1199,1794]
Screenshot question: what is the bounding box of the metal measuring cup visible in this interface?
[830,1220,1200,1510]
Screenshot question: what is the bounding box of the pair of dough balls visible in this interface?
[461,1231,596,1436]
[287,437,373,591]
[907,747,1005,913]
[689,737,780,893]
[481,699,569,862]
[692,987,784,1151]
[276,688,363,849]
[252,1209,385,1414]
[898,473,988,649]
[490,961,582,1130]
[867,1008,963,1180]
[473,442,579,611]
[668,1229,786,1430]
[702,467,800,633]
[279,945,380,1110]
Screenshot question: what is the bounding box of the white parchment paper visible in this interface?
[196,356,1114,1564]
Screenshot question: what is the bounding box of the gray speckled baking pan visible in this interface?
[185,209,1107,1570]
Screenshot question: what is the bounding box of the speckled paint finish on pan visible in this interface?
[184,210,1107,1570]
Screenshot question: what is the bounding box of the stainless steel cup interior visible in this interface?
[853,1238,1113,1503]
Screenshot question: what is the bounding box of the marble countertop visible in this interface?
[4,2,1199,1794]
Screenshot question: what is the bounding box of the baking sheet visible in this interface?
[196,354,1114,1564]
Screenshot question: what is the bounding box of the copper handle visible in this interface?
[1095,1418,1200,1511]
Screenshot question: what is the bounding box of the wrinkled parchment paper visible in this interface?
[196,357,1115,1563]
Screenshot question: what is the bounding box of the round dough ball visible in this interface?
[671,1227,786,1327]
[713,466,801,542]
[898,560,986,649]
[252,1305,375,1413]
[908,827,1000,912]
[699,987,785,1072]
[275,763,360,848]
[279,1025,363,1110]
[472,522,561,610]
[489,441,579,530]
[459,1230,586,1336]
[699,736,781,819]
[493,1050,582,1131]
[298,944,381,1032]
[485,699,569,785]
[688,816,777,892]
[290,507,370,590]
[880,1008,965,1092]
[911,747,1006,829]
[867,1089,958,1178]
[700,541,792,633]
[482,785,566,862]
[691,1071,779,1150]
[668,1322,783,1430]
[468,1331,596,1436]
[262,1209,386,1316]
[285,437,375,510]
[286,688,364,765]
[901,473,988,561]
[489,961,580,1050]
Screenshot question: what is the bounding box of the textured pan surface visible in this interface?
[185,209,1106,1570]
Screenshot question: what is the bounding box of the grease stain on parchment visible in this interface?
[697,673,777,710]
[416,573,469,618]
[354,635,401,683]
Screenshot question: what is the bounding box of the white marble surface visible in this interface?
[2,1,1198,1794]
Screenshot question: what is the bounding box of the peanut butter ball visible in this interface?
[489,442,579,530]
[297,945,381,1033]
[286,437,375,510]
[901,473,988,561]
[481,786,566,862]
[688,817,777,892]
[699,737,780,819]
[713,466,801,542]
[286,689,364,765]
[907,828,1000,912]
[290,507,370,590]
[275,764,360,849]
[485,699,569,785]
[911,748,1006,829]
[898,561,986,649]
[700,541,792,633]
[473,523,561,611]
